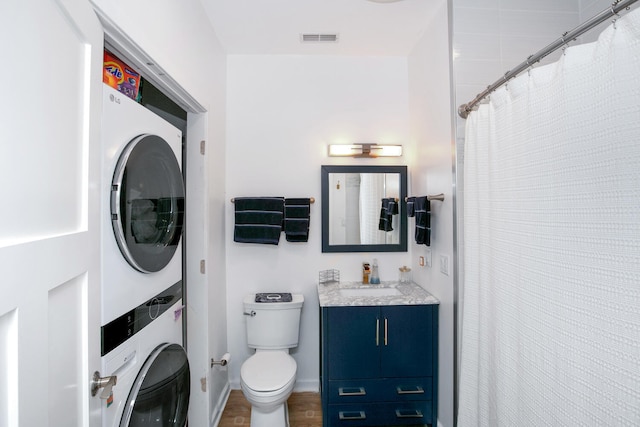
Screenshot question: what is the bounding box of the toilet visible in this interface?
[240,293,304,427]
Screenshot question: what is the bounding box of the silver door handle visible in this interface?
[243,310,256,317]
[91,371,117,399]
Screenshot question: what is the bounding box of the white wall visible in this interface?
[88,0,228,425]
[407,1,456,426]
[225,55,414,391]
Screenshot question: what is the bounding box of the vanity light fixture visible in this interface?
[328,143,403,158]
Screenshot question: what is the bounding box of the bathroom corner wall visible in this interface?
[407,1,455,426]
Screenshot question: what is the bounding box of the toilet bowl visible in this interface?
[240,293,304,427]
[240,351,297,426]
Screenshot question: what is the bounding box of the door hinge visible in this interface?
[200,377,207,392]
[200,140,206,155]
[200,260,205,274]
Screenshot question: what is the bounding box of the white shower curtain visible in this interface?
[459,8,640,426]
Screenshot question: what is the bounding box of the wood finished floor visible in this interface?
[218,390,322,427]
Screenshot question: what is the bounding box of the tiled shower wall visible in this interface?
[453,0,626,136]
[452,0,581,137]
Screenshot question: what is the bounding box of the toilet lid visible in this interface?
[241,352,297,392]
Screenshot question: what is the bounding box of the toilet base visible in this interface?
[250,401,289,427]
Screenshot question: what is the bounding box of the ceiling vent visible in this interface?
[300,33,339,43]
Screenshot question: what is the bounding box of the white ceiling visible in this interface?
[199,0,440,56]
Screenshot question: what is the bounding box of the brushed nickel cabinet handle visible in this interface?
[339,411,366,420]
[396,385,425,395]
[376,318,380,346]
[338,387,366,396]
[395,409,424,418]
[384,318,388,346]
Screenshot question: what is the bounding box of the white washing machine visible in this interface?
[101,85,184,326]
[101,282,189,426]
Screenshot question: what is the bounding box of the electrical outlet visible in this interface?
[439,255,450,276]
[419,256,425,267]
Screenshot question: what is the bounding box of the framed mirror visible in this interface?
[321,165,407,253]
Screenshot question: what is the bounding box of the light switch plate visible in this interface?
[439,254,449,276]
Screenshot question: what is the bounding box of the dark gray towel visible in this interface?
[414,196,431,246]
[406,196,416,217]
[284,198,310,242]
[378,198,396,232]
[234,197,284,245]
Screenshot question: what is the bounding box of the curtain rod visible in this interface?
[458,0,639,119]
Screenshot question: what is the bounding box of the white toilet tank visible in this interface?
[243,293,304,350]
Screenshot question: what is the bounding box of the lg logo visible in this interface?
[109,93,121,104]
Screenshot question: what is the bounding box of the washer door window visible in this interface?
[112,134,184,273]
[121,343,190,427]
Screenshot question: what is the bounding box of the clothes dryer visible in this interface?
[101,282,189,427]
[101,85,184,326]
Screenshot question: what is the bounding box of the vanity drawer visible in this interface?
[328,401,432,426]
[328,377,432,403]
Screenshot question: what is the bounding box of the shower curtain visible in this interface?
[458,8,640,426]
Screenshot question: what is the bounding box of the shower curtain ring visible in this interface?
[561,32,569,54]
[610,5,620,17]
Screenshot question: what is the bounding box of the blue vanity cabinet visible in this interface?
[320,304,438,427]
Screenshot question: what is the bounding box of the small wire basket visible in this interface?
[319,269,340,284]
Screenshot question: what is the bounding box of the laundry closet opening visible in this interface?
[103,45,190,345]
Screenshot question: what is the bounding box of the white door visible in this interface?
[0,0,103,425]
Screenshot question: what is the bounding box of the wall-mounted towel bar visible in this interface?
[406,194,445,202]
[231,197,315,203]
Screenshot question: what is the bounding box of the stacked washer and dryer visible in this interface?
[100,85,190,426]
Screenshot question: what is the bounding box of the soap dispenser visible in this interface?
[370,259,380,284]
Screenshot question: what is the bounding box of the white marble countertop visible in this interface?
[317,280,440,307]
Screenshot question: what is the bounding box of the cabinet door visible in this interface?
[380,305,437,378]
[327,306,380,379]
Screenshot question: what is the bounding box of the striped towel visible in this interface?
[284,198,310,242]
[406,196,416,217]
[234,197,284,245]
[414,196,431,246]
[378,198,397,232]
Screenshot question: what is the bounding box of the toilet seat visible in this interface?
[241,352,297,393]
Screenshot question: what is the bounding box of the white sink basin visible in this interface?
[339,287,402,297]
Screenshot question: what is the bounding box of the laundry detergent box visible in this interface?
[103,50,141,101]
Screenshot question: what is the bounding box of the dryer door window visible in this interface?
[111,134,184,273]
[120,343,190,427]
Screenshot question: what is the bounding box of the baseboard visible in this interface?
[210,382,231,427]
[293,379,320,393]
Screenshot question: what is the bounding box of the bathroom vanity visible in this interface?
[318,281,439,427]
